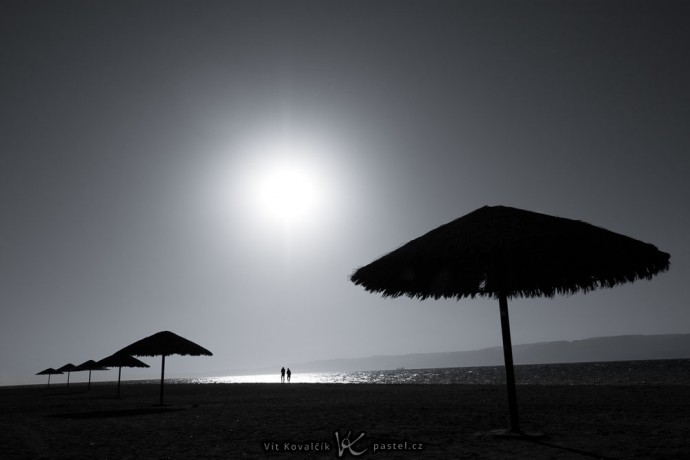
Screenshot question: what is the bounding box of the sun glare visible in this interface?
[206,130,345,244]
[226,134,336,233]
[253,159,323,225]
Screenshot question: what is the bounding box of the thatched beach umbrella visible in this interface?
[57,363,77,388]
[75,360,108,390]
[350,205,670,434]
[98,353,150,397]
[115,331,213,405]
[36,368,63,387]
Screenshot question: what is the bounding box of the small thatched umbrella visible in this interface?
[115,331,213,405]
[57,363,77,388]
[97,353,150,397]
[75,360,108,390]
[36,368,63,387]
[350,205,670,434]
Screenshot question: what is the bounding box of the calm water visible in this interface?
[162,359,690,386]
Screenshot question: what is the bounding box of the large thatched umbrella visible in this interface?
[36,368,63,387]
[115,331,213,405]
[75,360,108,390]
[97,353,150,397]
[57,363,77,388]
[350,205,670,434]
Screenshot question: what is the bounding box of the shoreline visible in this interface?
[2,383,689,458]
[14,357,690,389]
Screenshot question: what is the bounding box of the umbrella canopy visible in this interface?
[351,205,670,300]
[36,368,63,375]
[36,368,63,386]
[75,360,108,371]
[115,331,213,404]
[350,205,670,433]
[116,331,213,357]
[97,353,150,397]
[57,363,77,388]
[98,354,150,368]
[75,360,108,390]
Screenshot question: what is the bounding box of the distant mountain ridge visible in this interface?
[247,334,690,374]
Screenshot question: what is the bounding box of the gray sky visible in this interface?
[2,0,688,386]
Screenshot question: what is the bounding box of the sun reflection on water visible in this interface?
[167,360,690,386]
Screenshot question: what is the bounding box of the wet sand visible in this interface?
[1,382,688,459]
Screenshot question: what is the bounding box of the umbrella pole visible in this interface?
[117,366,122,398]
[160,355,165,405]
[88,369,92,390]
[498,291,520,433]
[67,372,70,388]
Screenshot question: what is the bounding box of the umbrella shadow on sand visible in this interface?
[518,436,617,460]
[48,407,186,419]
[351,205,670,436]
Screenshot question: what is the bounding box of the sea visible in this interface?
[157,359,690,386]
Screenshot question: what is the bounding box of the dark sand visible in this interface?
[1,382,688,459]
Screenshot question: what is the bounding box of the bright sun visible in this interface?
[208,133,341,239]
[232,133,334,231]
[253,159,323,225]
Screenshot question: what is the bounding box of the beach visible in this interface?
[1,382,688,459]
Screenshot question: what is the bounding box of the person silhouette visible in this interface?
[287,368,291,383]
[281,367,285,383]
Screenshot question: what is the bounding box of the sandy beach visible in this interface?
[1,382,688,459]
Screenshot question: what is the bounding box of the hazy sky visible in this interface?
[2,0,689,386]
